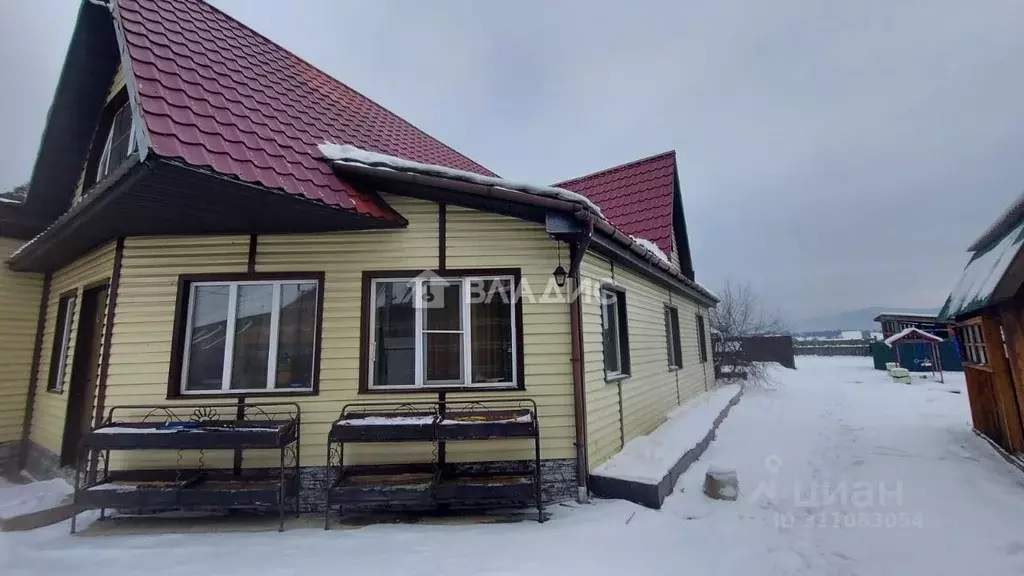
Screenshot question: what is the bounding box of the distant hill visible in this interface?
[790,306,940,334]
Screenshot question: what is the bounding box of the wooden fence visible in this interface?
[793,339,871,357]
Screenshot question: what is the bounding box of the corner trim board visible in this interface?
[92,237,124,430]
[438,202,446,271]
[18,271,52,469]
[247,234,257,273]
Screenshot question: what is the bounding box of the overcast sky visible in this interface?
[2,0,1024,321]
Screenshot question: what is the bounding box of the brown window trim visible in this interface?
[600,284,631,382]
[46,289,79,394]
[82,88,132,193]
[664,304,683,370]
[358,268,526,394]
[166,271,326,400]
[696,313,709,364]
[955,318,989,368]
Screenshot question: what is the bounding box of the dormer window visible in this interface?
[97,99,135,181]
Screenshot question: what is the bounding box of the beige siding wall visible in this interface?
[0,238,44,444]
[446,206,574,462]
[103,196,574,470]
[581,252,715,469]
[105,236,250,470]
[29,242,116,456]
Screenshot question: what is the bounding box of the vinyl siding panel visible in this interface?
[29,242,116,456]
[581,252,715,469]
[103,196,573,471]
[580,254,621,467]
[446,206,574,462]
[0,238,44,443]
[104,235,250,470]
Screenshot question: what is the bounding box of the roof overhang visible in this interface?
[938,218,1024,322]
[884,327,944,347]
[7,158,405,272]
[872,313,941,323]
[0,202,48,240]
[328,161,719,306]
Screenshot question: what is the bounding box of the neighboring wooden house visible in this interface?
[938,191,1024,458]
[873,312,950,340]
[871,312,961,373]
[0,0,717,509]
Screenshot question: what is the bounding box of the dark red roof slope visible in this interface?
[555,151,677,255]
[116,0,495,221]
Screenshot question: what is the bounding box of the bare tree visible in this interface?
[0,183,27,203]
[709,281,788,385]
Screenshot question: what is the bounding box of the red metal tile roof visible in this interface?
[116,0,496,222]
[555,151,677,255]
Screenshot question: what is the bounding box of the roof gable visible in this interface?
[115,0,494,219]
[555,151,678,256]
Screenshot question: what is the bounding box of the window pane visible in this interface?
[602,294,621,374]
[231,284,273,390]
[49,296,76,392]
[276,282,317,389]
[425,281,461,331]
[186,285,230,391]
[470,279,513,383]
[424,332,463,382]
[668,308,682,367]
[373,281,416,386]
[101,104,134,178]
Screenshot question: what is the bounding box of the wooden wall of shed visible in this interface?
[997,301,1024,451]
[979,314,1024,453]
[101,195,575,471]
[964,366,1004,448]
[580,252,715,469]
[0,238,44,444]
[961,312,1024,454]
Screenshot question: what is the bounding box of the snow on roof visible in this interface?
[967,190,1024,252]
[872,311,939,321]
[0,197,22,205]
[630,235,670,264]
[318,143,604,218]
[695,281,719,301]
[884,327,943,347]
[939,218,1024,320]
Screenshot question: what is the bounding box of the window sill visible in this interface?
[45,388,64,395]
[361,385,523,395]
[169,389,318,400]
[605,373,630,383]
[668,366,681,373]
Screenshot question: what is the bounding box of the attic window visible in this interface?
[96,100,135,181]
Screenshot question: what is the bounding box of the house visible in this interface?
[871,311,961,373]
[0,0,717,513]
[938,191,1024,457]
[873,312,950,340]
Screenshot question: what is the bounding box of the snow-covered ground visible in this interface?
[4,356,1024,575]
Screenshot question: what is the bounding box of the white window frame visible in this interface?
[367,275,518,390]
[97,101,136,181]
[50,296,77,392]
[180,279,319,395]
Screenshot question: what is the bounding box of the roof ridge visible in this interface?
[192,0,496,177]
[553,150,675,187]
